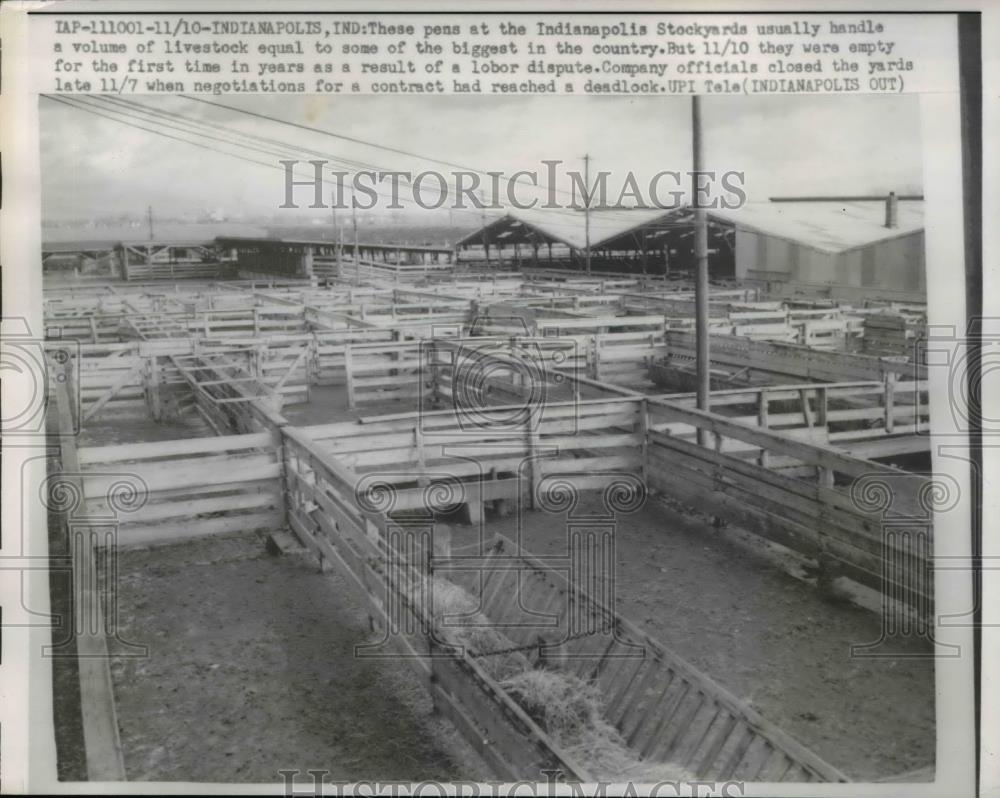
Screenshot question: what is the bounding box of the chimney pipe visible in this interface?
[884,191,899,228]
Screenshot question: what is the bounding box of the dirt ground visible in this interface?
[108,533,490,783]
[478,492,935,782]
[281,384,405,426]
[252,380,937,780]
[62,385,933,783]
[80,412,214,447]
[279,384,935,780]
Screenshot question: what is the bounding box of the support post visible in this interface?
[583,153,592,275]
[692,95,711,445]
[147,356,161,421]
[757,390,770,468]
[344,344,356,409]
[301,245,315,280]
[884,372,897,433]
[352,206,360,286]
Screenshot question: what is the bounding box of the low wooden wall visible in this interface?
[50,342,171,422]
[280,426,590,780]
[77,431,284,547]
[663,330,925,383]
[297,397,645,521]
[644,398,933,614]
[343,339,427,408]
[461,539,848,782]
[653,380,930,459]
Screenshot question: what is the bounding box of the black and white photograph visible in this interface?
[0,5,990,797]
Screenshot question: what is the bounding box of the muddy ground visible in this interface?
[285,385,935,781]
[61,383,933,782]
[483,493,934,782]
[109,533,489,782]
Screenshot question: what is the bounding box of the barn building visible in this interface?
[456,195,925,303]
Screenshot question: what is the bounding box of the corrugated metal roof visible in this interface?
[706,200,924,254]
[456,207,675,251]
[446,199,924,255]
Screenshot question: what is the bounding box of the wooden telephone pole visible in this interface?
[692,96,711,436]
[352,204,360,286]
[332,193,343,275]
[583,153,592,275]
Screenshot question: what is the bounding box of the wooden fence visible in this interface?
[654,379,930,460]
[54,346,926,781]
[458,538,848,782]
[297,397,645,522]
[644,398,933,613]
[279,409,846,781]
[662,330,925,384]
[77,431,284,548]
[343,339,427,408]
[280,426,591,780]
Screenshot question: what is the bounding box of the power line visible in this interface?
[44,94,648,230]
[100,95,393,177]
[177,95,644,220]
[42,95,487,219]
[51,95,521,222]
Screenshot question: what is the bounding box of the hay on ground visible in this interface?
[423,577,694,782]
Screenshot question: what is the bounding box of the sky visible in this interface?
[39,93,923,225]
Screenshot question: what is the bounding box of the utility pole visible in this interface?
[583,153,592,275]
[332,192,342,275]
[352,203,360,286]
[692,96,711,440]
[338,226,345,280]
[480,190,490,269]
[146,205,154,241]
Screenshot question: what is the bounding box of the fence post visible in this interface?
[414,426,428,487]
[884,372,897,433]
[592,334,601,382]
[816,386,829,432]
[147,356,161,421]
[527,416,540,511]
[639,398,649,487]
[344,344,356,409]
[757,390,770,467]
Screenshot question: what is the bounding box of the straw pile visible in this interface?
[423,576,694,782]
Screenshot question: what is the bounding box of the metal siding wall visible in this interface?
[734,229,757,278]
[863,232,925,292]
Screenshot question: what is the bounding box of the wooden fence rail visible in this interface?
[280,426,592,780]
[78,431,284,548]
[644,397,933,612]
[453,537,849,782]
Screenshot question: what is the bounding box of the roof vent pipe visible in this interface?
[884,191,899,229]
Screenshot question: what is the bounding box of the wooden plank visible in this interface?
[83,459,281,499]
[52,365,127,781]
[78,431,271,464]
[119,510,285,547]
[122,490,280,524]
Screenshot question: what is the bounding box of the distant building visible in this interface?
[455,195,925,302]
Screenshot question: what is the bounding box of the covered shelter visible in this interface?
[590,195,925,300]
[454,206,676,271]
